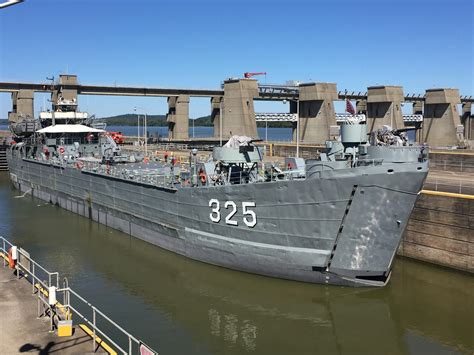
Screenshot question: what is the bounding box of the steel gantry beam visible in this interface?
[337,91,474,103]
[256,85,299,100]
[0,82,224,97]
[0,81,472,103]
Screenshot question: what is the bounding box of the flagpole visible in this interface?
[296,101,299,158]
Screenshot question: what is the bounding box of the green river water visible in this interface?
[0,173,472,355]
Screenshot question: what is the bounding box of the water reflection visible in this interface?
[1,173,472,354]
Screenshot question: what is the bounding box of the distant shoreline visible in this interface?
[0,115,292,128]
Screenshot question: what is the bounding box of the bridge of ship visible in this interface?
[0,75,472,146]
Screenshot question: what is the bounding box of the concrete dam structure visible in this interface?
[1,74,473,147]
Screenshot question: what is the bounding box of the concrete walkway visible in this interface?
[0,264,106,354]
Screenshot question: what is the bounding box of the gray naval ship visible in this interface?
[7,101,429,287]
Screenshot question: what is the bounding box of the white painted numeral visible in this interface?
[242,202,257,228]
[209,200,257,228]
[224,201,238,226]
[209,199,220,222]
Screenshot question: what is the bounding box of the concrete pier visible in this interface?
[462,101,472,140]
[367,86,404,132]
[1,75,473,147]
[296,82,338,143]
[356,99,367,115]
[412,101,423,115]
[405,101,424,142]
[422,88,462,146]
[167,95,190,140]
[8,89,34,123]
[0,264,107,354]
[51,74,78,110]
[210,96,223,138]
[221,79,258,138]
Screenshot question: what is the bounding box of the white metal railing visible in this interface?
[56,286,142,355]
[429,159,474,173]
[424,178,474,195]
[403,114,423,122]
[255,112,423,123]
[1,236,59,290]
[335,113,367,122]
[255,113,298,122]
[0,236,157,355]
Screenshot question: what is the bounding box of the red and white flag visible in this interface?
[345,99,356,115]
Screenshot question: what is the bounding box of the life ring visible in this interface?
[76,161,84,169]
[143,157,149,164]
[199,172,207,184]
[8,248,16,269]
[59,147,65,154]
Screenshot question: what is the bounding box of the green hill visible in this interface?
[101,114,292,128]
[101,114,167,126]
[1,115,293,128]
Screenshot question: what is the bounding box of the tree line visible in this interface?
[100,114,292,128]
[0,115,293,128]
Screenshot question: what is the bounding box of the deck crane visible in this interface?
[244,72,267,79]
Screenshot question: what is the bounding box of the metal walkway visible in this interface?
[0,236,158,355]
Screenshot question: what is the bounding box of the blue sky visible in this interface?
[0,0,472,118]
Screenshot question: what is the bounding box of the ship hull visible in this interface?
[7,153,428,287]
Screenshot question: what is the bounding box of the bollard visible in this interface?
[48,286,57,333]
[10,245,17,260]
[11,246,19,278]
[48,286,57,305]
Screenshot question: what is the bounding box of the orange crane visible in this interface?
[244,72,267,79]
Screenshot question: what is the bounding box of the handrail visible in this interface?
[0,235,158,355]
